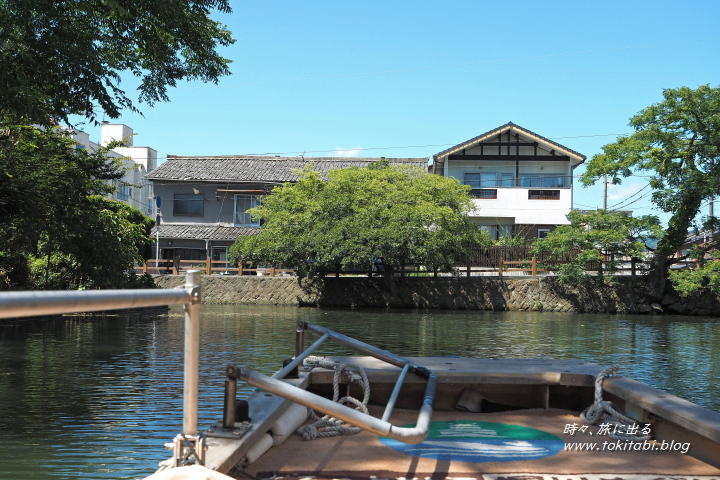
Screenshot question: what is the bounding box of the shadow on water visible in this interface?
[0,305,719,479]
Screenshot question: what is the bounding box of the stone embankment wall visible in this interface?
[153,275,720,316]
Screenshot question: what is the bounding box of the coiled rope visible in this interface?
[580,366,652,441]
[297,356,371,440]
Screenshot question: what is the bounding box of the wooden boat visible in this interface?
[146,321,720,480]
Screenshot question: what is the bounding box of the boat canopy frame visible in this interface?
[230,320,437,444]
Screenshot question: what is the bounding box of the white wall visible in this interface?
[470,188,572,225]
[68,123,156,216]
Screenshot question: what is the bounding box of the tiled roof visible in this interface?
[152,224,259,240]
[146,156,429,182]
[433,122,586,162]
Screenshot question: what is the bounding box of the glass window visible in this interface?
[234,195,260,226]
[498,225,513,238]
[471,189,497,199]
[478,225,497,240]
[174,194,204,216]
[480,172,497,187]
[117,182,131,201]
[464,173,481,188]
[528,190,560,200]
[499,173,514,187]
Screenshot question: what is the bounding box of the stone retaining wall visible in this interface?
[153,274,720,315]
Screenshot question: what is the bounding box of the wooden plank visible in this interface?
[204,373,311,474]
[313,356,601,385]
[448,154,570,161]
[604,375,720,445]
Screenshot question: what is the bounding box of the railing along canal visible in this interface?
[0,270,206,467]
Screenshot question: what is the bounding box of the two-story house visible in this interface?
[430,122,586,240]
[70,122,157,216]
[145,156,428,263]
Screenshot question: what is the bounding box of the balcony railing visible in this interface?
[464,174,572,189]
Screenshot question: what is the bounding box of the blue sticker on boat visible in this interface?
[379,420,564,463]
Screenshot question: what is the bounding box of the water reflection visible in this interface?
[0,306,718,479]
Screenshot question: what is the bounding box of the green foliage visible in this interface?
[230,163,486,277]
[0,0,234,125]
[582,85,720,261]
[492,233,531,247]
[531,210,662,285]
[669,247,720,297]
[0,126,154,289]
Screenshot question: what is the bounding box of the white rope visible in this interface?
[297,356,371,440]
[580,366,652,441]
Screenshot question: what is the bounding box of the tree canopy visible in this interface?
[229,162,486,279]
[0,0,234,125]
[531,209,662,285]
[0,0,232,289]
[0,125,154,289]
[581,85,720,298]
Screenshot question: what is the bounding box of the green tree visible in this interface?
[0,125,153,289]
[1,0,234,125]
[581,85,720,299]
[30,196,155,289]
[669,246,720,297]
[531,210,662,285]
[229,163,486,282]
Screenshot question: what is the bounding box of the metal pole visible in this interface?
[0,289,192,319]
[272,333,329,379]
[382,363,410,422]
[295,320,305,358]
[183,270,202,436]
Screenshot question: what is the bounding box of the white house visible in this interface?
[69,122,157,216]
[430,122,586,240]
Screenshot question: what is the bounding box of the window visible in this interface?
[470,189,497,199]
[499,173,514,187]
[528,190,560,200]
[234,195,260,226]
[174,193,204,216]
[520,174,568,188]
[498,225,513,238]
[538,229,551,239]
[117,182,132,201]
[478,225,497,240]
[465,172,515,188]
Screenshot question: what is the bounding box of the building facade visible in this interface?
[430,122,586,240]
[146,156,428,262]
[70,122,157,216]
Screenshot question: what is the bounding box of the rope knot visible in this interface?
[580,366,652,441]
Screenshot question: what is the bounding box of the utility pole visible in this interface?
[603,175,608,210]
[710,196,714,219]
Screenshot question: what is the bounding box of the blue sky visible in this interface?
[76,1,720,227]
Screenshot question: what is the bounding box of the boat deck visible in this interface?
[239,406,720,480]
[196,357,720,480]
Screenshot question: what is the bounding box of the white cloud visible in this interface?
[606,181,646,200]
[334,147,362,157]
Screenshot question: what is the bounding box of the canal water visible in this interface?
[1,305,719,480]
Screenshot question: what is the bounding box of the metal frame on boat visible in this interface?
[3,274,720,478]
[231,321,438,443]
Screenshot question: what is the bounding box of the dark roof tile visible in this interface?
[152,224,259,240]
[146,156,429,181]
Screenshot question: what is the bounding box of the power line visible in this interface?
[606,183,651,209]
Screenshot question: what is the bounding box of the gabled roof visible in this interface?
[152,224,259,240]
[433,122,586,163]
[146,156,429,182]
